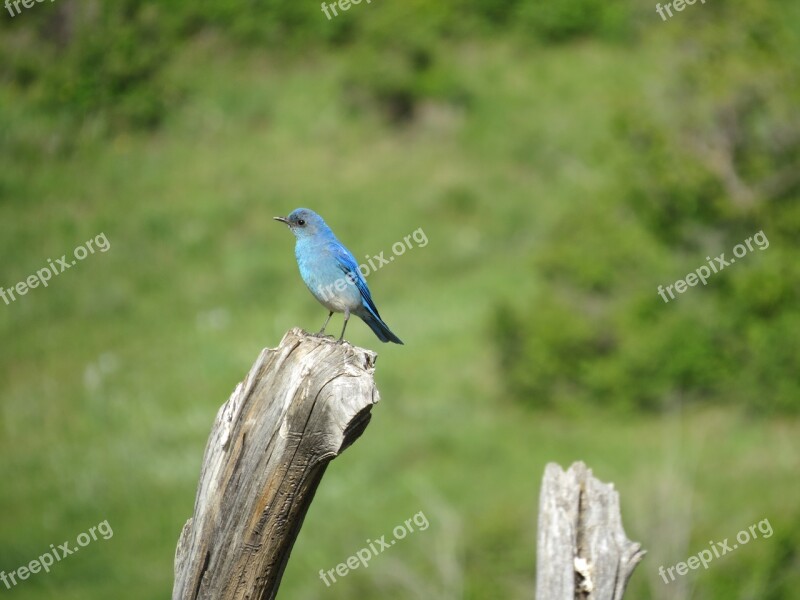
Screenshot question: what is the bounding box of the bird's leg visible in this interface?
[338,309,350,344]
[316,311,334,336]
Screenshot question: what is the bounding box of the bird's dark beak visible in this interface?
[273,216,289,225]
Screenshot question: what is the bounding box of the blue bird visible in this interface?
[274,208,403,345]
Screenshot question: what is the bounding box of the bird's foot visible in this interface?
[310,331,337,342]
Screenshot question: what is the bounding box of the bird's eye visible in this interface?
[297,219,306,226]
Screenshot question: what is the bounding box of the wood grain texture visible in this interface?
[173,328,379,600]
[535,462,645,600]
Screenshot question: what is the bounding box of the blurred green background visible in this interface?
[1,0,799,598]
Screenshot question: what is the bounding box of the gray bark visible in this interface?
[536,462,645,600]
[173,328,379,600]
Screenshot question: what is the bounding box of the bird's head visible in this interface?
[273,208,329,239]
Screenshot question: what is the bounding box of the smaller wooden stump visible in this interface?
[536,462,645,600]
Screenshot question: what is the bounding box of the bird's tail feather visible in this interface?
[359,311,403,345]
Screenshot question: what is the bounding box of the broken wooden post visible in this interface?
[173,328,379,600]
[535,461,645,600]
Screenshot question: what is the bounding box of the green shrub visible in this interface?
[39,4,173,130]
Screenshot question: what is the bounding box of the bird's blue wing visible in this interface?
[328,242,382,319]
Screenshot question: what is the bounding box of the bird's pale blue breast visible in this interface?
[295,237,363,312]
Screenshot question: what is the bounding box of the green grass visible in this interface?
[1,30,798,599]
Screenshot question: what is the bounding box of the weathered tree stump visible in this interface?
[536,462,645,600]
[173,328,379,600]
